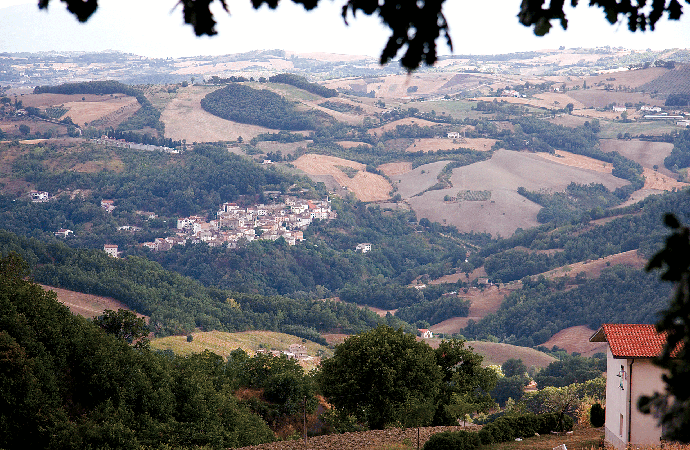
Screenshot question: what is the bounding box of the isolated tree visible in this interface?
[502,358,527,377]
[38,0,689,71]
[18,124,30,135]
[93,308,149,346]
[317,325,442,429]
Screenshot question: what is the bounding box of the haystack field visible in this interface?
[541,326,608,357]
[161,86,276,143]
[293,154,391,202]
[405,137,495,153]
[533,149,613,174]
[406,150,630,237]
[642,168,687,191]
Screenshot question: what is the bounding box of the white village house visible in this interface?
[589,324,672,449]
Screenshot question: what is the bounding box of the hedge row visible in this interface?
[423,413,574,450]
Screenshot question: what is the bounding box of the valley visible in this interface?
[1,46,690,448]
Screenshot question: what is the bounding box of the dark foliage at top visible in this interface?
[269,73,338,97]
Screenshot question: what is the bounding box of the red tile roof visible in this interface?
[590,324,669,358]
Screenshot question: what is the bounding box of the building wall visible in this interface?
[630,359,666,446]
[604,348,666,449]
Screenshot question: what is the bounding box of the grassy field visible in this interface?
[151,330,333,365]
[598,120,678,138]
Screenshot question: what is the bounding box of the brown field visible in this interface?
[406,150,629,237]
[539,250,646,280]
[394,160,449,198]
[405,137,495,153]
[541,326,608,357]
[567,89,664,108]
[378,162,412,177]
[600,139,674,174]
[533,150,613,173]
[475,92,584,111]
[577,66,669,89]
[368,117,440,135]
[429,285,511,332]
[61,96,140,126]
[161,85,276,143]
[40,284,144,320]
[293,154,392,202]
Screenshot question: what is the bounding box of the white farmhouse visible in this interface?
[589,324,670,449]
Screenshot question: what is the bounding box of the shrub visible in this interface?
[590,403,605,427]
[423,430,480,450]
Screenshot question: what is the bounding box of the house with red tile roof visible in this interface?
[590,324,669,449]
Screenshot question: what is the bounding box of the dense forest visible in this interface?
[465,266,672,346]
[268,73,338,97]
[200,83,325,130]
[0,230,409,338]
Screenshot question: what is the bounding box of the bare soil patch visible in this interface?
[406,150,628,237]
[405,137,495,153]
[161,86,275,143]
[293,154,391,202]
[541,326,608,357]
[429,285,510,332]
[538,250,646,280]
[40,284,145,320]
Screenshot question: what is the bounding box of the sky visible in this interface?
[1,0,689,58]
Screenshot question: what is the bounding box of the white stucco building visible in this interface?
[590,324,669,449]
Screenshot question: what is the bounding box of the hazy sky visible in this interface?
[1,0,690,58]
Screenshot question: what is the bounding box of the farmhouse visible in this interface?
[30,190,49,202]
[589,324,671,449]
[54,228,73,238]
[418,329,433,339]
[356,243,372,253]
[447,132,460,139]
[103,244,119,258]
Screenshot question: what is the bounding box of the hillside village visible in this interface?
[4,45,690,450]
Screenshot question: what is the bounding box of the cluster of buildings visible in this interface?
[140,196,335,252]
[256,343,312,361]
